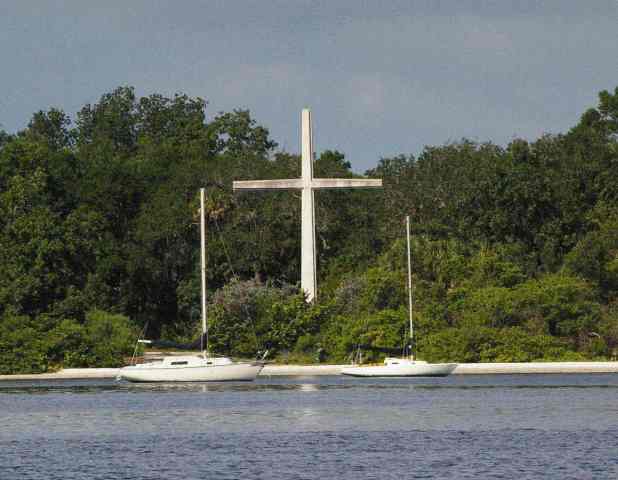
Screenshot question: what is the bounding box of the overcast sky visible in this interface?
[1,1,617,171]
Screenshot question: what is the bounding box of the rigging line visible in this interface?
[130,321,149,365]
[213,215,261,353]
[213,216,238,280]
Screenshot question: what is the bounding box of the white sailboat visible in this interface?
[341,216,457,377]
[118,188,264,383]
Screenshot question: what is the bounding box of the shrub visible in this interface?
[0,315,48,374]
[83,310,137,367]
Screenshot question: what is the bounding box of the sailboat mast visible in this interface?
[200,188,208,355]
[406,215,413,356]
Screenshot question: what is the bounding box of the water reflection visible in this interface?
[0,380,340,395]
[1,374,618,396]
[298,383,319,392]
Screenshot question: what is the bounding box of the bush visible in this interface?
[0,315,48,374]
[209,279,329,359]
[420,325,581,363]
[83,310,137,367]
[46,318,90,368]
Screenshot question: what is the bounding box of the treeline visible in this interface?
[0,86,617,373]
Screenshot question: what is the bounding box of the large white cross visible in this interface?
[233,109,382,302]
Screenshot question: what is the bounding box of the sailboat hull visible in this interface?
[341,360,456,377]
[118,359,264,383]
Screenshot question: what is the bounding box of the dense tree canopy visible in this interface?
[0,85,617,373]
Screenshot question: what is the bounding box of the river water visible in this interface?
[1,374,617,479]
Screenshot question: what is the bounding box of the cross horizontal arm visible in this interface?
[311,178,383,189]
[233,179,304,191]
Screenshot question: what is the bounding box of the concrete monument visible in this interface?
[233,109,382,301]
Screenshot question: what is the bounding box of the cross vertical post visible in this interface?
[301,109,317,301]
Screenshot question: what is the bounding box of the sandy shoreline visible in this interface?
[1,362,618,381]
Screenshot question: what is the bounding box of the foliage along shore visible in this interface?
[1,86,617,374]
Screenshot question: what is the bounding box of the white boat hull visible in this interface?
[341,358,456,377]
[117,356,263,382]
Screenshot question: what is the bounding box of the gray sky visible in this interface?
[1,1,617,171]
